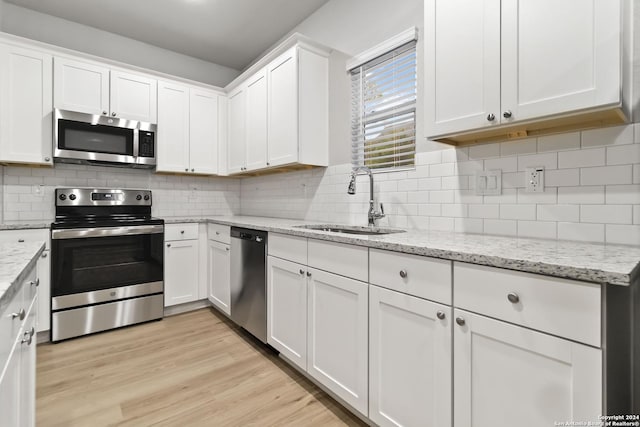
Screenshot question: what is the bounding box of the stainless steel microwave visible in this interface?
[54,109,157,168]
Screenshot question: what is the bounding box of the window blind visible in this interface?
[350,40,417,172]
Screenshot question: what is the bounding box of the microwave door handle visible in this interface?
[133,129,139,160]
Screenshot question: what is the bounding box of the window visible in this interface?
[350,40,417,172]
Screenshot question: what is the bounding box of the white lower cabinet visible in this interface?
[369,285,452,427]
[453,309,602,427]
[164,239,199,307]
[207,239,230,315]
[267,256,308,370]
[307,268,368,416]
[36,250,50,332]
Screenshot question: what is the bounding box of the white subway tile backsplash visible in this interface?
[430,163,455,177]
[469,143,500,159]
[558,186,605,204]
[607,144,640,165]
[537,132,580,152]
[580,165,632,185]
[545,169,580,187]
[517,221,557,239]
[606,224,640,245]
[484,219,517,236]
[484,157,518,173]
[517,152,558,171]
[558,148,605,169]
[469,204,499,219]
[417,177,442,190]
[430,190,455,203]
[454,218,483,233]
[634,206,640,224]
[557,222,605,243]
[605,184,640,204]
[635,165,640,184]
[418,204,441,216]
[484,189,518,204]
[454,160,484,175]
[582,124,634,148]
[580,205,632,224]
[500,138,537,156]
[429,216,455,231]
[537,205,580,222]
[441,204,468,218]
[502,172,525,189]
[500,204,536,220]
[441,176,469,190]
[517,188,557,204]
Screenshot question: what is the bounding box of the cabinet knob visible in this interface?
[215,231,220,235]
[266,162,270,166]
[18,239,24,243]
[111,112,116,117]
[167,243,171,247]
[180,230,185,234]
[225,247,229,251]
[21,327,35,345]
[455,317,466,326]
[299,269,305,275]
[399,269,408,279]
[191,169,195,172]
[487,113,495,122]
[30,278,39,287]
[306,271,312,277]
[41,252,48,258]
[102,111,107,115]
[436,311,446,320]
[185,168,189,172]
[44,157,51,162]
[507,292,520,304]
[11,308,25,321]
[503,110,513,119]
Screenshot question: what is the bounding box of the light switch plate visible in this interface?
[525,167,545,193]
[475,170,502,196]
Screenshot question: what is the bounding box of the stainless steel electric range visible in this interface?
[50,188,164,342]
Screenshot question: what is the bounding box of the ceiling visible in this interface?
[4,0,330,70]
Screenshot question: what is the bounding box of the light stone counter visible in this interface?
[165,215,640,286]
[0,221,51,230]
[0,242,45,313]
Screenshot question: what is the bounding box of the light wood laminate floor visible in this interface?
[36,308,366,426]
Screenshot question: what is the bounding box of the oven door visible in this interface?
[51,225,164,310]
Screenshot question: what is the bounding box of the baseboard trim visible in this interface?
[164,299,211,317]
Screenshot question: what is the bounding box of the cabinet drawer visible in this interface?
[268,233,307,265]
[0,268,35,374]
[454,263,601,347]
[164,223,198,241]
[308,239,368,282]
[0,229,49,250]
[369,249,452,305]
[207,223,230,244]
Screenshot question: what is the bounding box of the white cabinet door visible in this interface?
[369,285,451,427]
[189,88,219,175]
[227,86,246,174]
[454,309,602,427]
[110,70,157,123]
[19,298,36,427]
[0,45,53,165]
[267,256,307,371]
[424,0,501,137]
[500,0,621,123]
[36,250,50,333]
[53,57,109,115]
[267,47,298,167]
[164,240,199,307]
[245,69,268,171]
[157,81,190,173]
[208,240,230,315]
[307,268,368,416]
[0,340,20,427]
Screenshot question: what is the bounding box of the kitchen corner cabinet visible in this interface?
[164,224,199,307]
[156,81,221,175]
[207,224,231,315]
[227,43,329,174]
[53,57,157,123]
[369,285,451,427]
[425,0,626,143]
[0,44,53,166]
[453,309,601,426]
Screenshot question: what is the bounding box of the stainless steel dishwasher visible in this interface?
[230,227,267,343]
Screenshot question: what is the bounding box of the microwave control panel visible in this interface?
[138,131,155,158]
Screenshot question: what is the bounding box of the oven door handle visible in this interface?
[51,225,164,239]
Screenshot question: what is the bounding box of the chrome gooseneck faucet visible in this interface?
[348,166,385,226]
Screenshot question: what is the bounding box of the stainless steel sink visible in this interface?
[295,224,405,236]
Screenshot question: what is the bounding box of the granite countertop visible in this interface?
[166,215,640,286]
[0,241,45,313]
[0,221,51,230]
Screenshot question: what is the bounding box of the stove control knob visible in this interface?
[144,195,150,201]
[69,194,76,201]
[136,194,142,201]
[59,194,66,201]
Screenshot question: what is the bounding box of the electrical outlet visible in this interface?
[525,167,545,193]
[475,170,502,196]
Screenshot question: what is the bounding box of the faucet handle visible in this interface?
[380,203,384,215]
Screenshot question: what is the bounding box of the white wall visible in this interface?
[0,2,240,87]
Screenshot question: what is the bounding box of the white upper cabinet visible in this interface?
[189,88,220,175]
[245,68,268,171]
[425,0,627,143]
[53,57,157,123]
[0,45,53,166]
[227,85,247,174]
[157,81,222,175]
[225,40,329,174]
[53,57,109,116]
[110,70,157,123]
[157,81,190,173]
